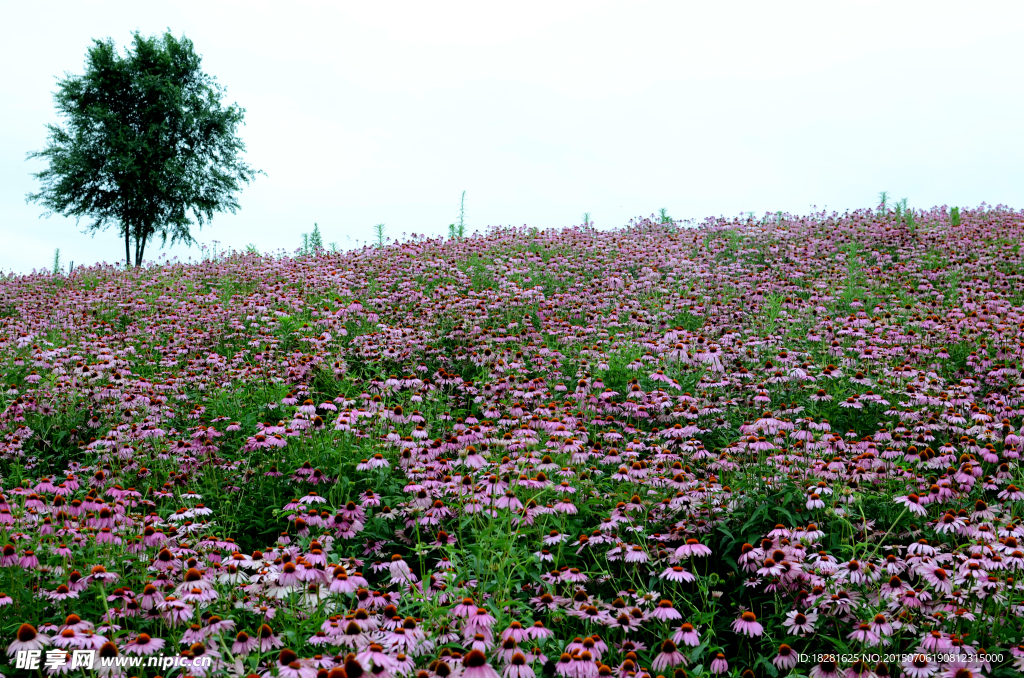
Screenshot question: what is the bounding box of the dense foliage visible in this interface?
[1,207,1023,677]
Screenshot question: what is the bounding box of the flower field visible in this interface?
[1,207,1023,677]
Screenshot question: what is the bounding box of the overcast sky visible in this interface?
[3,0,1023,273]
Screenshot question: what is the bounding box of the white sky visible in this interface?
[3,0,1023,273]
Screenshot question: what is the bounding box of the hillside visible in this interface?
[1,208,1022,675]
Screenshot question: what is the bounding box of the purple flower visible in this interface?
[731,611,763,637]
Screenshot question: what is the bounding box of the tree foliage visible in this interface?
[26,31,262,267]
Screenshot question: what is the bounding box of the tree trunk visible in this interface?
[124,227,132,268]
[134,232,146,268]
[134,221,149,267]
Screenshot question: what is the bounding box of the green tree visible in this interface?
[26,31,262,267]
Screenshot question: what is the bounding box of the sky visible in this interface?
[3,0,1024,273]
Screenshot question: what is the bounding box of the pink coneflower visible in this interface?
[809,659,841,678]
[552,499,577,515]
[275,648,318,678]
[525,648,548,667]
[674,539,712,559]
[879,571,910,596]
[469,632,495,653]
[844,659,873,678]
[181,585,218,604]
[86,565,119,585]
[907,540,936,556]
[660,565,695,582]
[18,549,39,569]
[757,557,785,577]
[941,662,978,678]
[527,621,554,641]
[651,600,682,622]
[204,615,236,636]
[773,644,798,670]
[158,596,193,626]
[671,623,700,647]
[847,622,880,646]
[463,650,502,678]
[123,632,165,655]
[7,623,50,655]
[934,512,965,534]
[894,494,928,516]
[731,611,763,637]
[182,626,205,647]
[782,609,817,635]
[276,561,302,587]
[429,661,455,678]
[587,636,609,659]
[497,623,527,645]
[59,614,92,634]
[842,558,874,584]
[357,643,397,672]
[47,584,79,601]
[921,566,953,594]
[246,433,272,450]
[998,484,1024,501]
[452,597,479,617]
[530,593,561,612]
[495,638,520,664]
[52,628,81,649]
[95,641,123,677]
[466,607,498,634]
[624,546,649,563]
[920,631,951,652]
[388,556,416,583]
[391,653,415,676]
[232,630,257,655]
[308,631,333,647]
[563,568,588,584]
[902,654,937,678]
[709,654,728,675]
[609,611,643,633]
[388,619,424,651]
[52,544,73,558]
[139,584,163,610]
[651,640,686,671]
[867,613,893,637]
[504,652,536,678]
[257,623,286,652]
[76,629,106,651]
[553,652,573,677]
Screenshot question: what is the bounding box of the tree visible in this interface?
[26,31,262,267]
[301,223,324,254]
